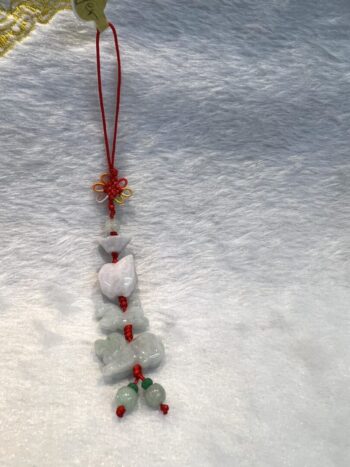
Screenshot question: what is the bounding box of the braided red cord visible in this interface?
[133,364,145,382]
[124,324,133,342]
[118,296,128,312]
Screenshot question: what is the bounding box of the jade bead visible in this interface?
[105,217,120,234]
[128,382,139,393]
[144,383,166,409]
[115,386,138,412]
[141,378,153,390]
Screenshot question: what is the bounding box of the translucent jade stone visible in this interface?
[95,332,165,381]
[98,235,131,254]
[144,383,166,409]
[98,255,136,300]
[99,294,149,333]
[115,386,138,412]
[105,218,120,233]
[95,333,124,363]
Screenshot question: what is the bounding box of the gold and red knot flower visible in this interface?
[92,169,133,205]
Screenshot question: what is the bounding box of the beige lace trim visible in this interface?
[0,0,72,57]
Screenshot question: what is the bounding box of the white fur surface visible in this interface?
[0,1,349,466]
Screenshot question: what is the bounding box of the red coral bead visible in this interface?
[160,404,169,415]
[116,405,126,418]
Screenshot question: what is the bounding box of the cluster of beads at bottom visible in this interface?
[94,218,168,418]
[115,365,169,418]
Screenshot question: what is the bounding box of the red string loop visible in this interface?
[96,23,122,173]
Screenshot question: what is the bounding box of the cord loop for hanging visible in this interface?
[94,23,132,217]
[96,22,122,172]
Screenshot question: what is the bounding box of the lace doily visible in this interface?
[0,0,71,57]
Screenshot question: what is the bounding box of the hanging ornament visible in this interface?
[73,1,169,418]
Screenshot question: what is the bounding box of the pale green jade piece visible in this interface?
[144,383,166,409]
[72,0,109,32]
[115,386,138,412]
[94,333,123,361]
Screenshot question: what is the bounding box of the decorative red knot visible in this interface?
[124,324,133,342]
[116,405,126,418]
[91,171,132,208]
[111,252,119,263]
[133,364,145,381]
[160,404,169,415]
[105,179,127,199]
[118,296,128,312]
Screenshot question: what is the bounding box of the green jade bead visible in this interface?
[128,383,139,393]
[141,378,153,390]
[115,386,138,412]
[144,383,166,409]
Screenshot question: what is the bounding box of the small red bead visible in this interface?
[160,404,169,415]
[116,405,126,418]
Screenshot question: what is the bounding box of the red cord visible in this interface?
[111,252,119,263]
[118,296,128,312]
[133,364,145,382]
[124,324,133,342]
[96,23,122,173]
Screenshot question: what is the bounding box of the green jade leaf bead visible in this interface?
[144,383,166,409]
[115,386,138,412]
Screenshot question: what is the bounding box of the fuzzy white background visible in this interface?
[0,1,349,466]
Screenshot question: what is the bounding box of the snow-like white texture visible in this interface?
[0,1,349,466]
